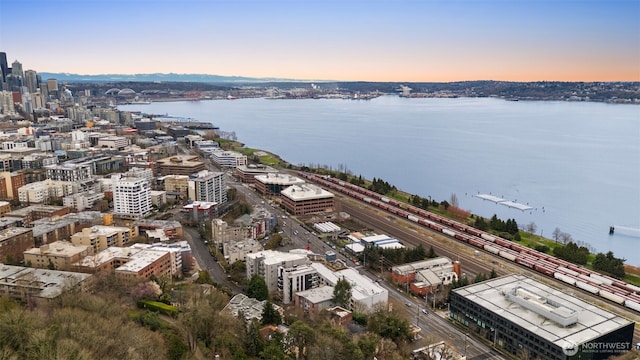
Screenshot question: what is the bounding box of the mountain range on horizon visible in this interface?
[38,72,318,84]
[38,72,640,85]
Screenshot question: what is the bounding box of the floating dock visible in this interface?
[474,194,533,211]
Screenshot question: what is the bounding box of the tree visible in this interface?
[332,278,352,309]
[246,320,264,356]
[287,320,315,360]
[449,193,459,208]
[247,274,269,301]
[552,227,562,242]
[525,222,537,234]
[261,300,282,326]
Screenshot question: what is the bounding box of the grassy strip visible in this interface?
[137,300,179,316]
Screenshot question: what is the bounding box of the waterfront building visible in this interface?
[234,164,277,184]
[208,149,247,168]
[450,275,635,360]
[280,183,335,216]
[254,173,305,196]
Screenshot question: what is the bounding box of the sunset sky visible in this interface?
[1,0,639,82]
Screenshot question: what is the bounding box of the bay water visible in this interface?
[120,96,640,265]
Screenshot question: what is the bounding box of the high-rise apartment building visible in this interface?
[112,174,152,219]
[188,170,227,204]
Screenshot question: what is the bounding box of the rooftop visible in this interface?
[296,285,335,303]
[254,173,306,186]
[453,274,634,349]
[0,227,32,240]
[24,241,91,258]
[0,264,92,299]
[280,184,334,201]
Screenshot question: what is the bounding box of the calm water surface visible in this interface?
[120,96,640,265]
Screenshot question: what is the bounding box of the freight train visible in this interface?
[298,172,640,313]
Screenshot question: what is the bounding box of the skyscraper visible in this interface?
[10,60,23,78]
[24,70,38,93]
[0,52,7,83]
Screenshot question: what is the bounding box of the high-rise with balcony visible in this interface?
[112,174,152,219]
[188,170,227,204]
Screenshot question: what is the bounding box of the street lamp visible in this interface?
[464,332,469,357]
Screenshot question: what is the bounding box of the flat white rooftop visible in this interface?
[281,184,334,201]
[453,274,634,349]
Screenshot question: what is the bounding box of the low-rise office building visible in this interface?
[235,164,277,184]
[450,275,635,360]
[280,184,335,216]
[254,173,305,196]
[208,149,247,168]
[157,155,205,176]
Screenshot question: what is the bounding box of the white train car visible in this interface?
[557,266,580,277]
[499,251,517,262]
[599,290,625,305]
[554,272,576,286]
[484,245,500,255]
[624,300,640,312]
[442,229,455,237]
[590,273,614,286]
[575,281,599,294]
[408,215,419,222]
[481,234,496,242]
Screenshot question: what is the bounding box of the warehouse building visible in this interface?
[450,274,634,360]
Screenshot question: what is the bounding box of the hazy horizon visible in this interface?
[2,0,639,82]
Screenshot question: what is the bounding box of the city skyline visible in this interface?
[1,0,639,82]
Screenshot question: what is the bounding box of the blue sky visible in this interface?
[1,0,638,81]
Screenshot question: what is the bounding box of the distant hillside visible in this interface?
[38,72,303,83]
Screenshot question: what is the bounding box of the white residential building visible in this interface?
[124,167,154,184]
[309,262,388,312]
[245,250,310,293]
[112,174,152,219]
[188,170,227,204]
[63,191,105,211]
[18,179,76,204]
